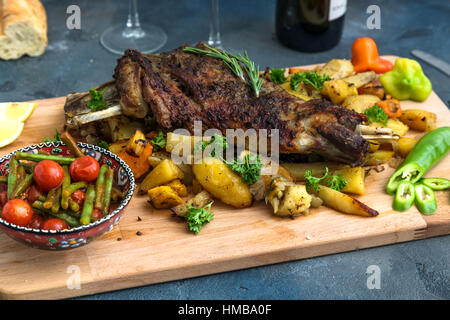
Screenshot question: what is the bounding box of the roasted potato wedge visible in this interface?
[126,129,146,156]
[166,132,206,155]
[333,167,365,195]
[369,118,409,136]
[342,94,380,114]
[363,150,395,166]
[314,185,378,217]
[171,190,213,217]
[109,140,128,154]
[321,79,358,104]
[164,179,188,197]
[315,59,354,79]
[141,159,184,192]
[192,157,252,208]
[267,178,311,217]
[281,162,348,181]
[148,186,183,209]
[399,109,437,132]
[397,137,418,157]
[357,79,385,99]
[342,71,376,88]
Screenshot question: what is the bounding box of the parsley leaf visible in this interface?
[305,167,348,192]
[42,129,61,143]
[87,88,108,111]
[290,72,332,91]
[305,168,329,192]
[150,131,166,151]
[223,153,262,185]
[195,134,228,157]
[270,68,287,84]
[327,174,347,191]
[364,105,388,125]
[96,140,109,149]
[185,201,214,234]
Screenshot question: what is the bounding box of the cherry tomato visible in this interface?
[40,218,68,231]
[1,199,34,226]
[27,184,43,205]
[70,156,100,182]
[33,160,64,192]
[92,208,102,221]
[28,214,44,229]
[70,189,86,207]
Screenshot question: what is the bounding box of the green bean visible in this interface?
[68,198,80,212]
[111,187,125,201]
[95,165,108,210]
[51,187,62,214]
[62,182,87,197]
[15,152,76,164]
[43,188,57,209]
[102,168,114,215]
[17,165,25,183]
[80,184,95,225]
[60,131,85,158]
[32,201,80,228]
[7,157,18,200]
[61,166,71,209]
[38,195,46,202]
[11,173,33,199]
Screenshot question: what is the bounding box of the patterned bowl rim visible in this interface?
[0,141,135,235]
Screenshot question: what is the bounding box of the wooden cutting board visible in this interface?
[0,57,449,299]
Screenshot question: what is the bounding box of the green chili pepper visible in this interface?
[380,58,432,102]
[414,184,437,215]
[386,127,450,194]
[420,177,450,191]
[393,181,415,212]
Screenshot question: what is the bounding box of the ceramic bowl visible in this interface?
[0,142,135,250]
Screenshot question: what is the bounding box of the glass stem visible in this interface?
[208,0,222,48]
[123,0,145,39]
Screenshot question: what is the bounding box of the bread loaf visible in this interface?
[0,0,48,60]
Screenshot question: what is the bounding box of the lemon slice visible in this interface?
[0,102,36,122]
[0,121,24,148]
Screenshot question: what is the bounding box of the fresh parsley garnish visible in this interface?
[96,140,109,149]
[87,88,108,111]
[270,68,287,84]
[223,153,262,185]
[364,105,388,125]
[42,129,61,143]
[150,131,166,151]
[304,167,347,192]
[326,174,348,192]
[290,72,332,91]
[185,201,214,234]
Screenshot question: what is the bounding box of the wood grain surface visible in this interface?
[0,57,448,299]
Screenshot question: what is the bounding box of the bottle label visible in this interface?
[329,0,347,21]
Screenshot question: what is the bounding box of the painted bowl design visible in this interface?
[0,142,135,250]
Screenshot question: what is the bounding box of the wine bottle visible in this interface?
[276,0,347,52]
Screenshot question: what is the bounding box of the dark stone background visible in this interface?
[0,0,448,299]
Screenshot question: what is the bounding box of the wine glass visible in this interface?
[100,0,167,55]
[207,0,222,49]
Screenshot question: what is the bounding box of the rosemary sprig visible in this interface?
[183,44,244,81]
[231,51,263,97]
[183,44,263,97]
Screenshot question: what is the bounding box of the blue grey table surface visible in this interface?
[0,0,449,299]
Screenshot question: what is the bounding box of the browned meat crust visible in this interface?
[114,43,369,164]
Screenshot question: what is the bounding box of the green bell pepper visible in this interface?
[380,58,432,102]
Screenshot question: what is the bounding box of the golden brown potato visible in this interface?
[164,179,188,197]
[281,162,348,181]
[148,186,183,209]
[171,190,213,217]
[357,79,385,99]
[333,167,365,195]
[148,151,171,167]
[315,59,355,79]
[342,94,380,113]
[363,150,395,166]
[399,109,437,132]
[192,157,252,208]
[140,159,184,192]
[109,140,128,154]
[165,132,206,155]
[342,71,376,88]
[314,185,378,217]
[267,178,311,217]
[321,79,358,104]
[280,82,313,101]
[397,137,418,157]
[369,119,409,136]
[125,129,146,156]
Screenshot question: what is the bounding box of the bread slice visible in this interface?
[0,0,48,60]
